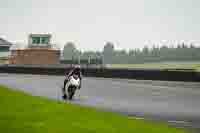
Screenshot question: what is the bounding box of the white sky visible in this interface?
[1,0,200,51]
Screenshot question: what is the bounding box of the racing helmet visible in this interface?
[74,65,81,71]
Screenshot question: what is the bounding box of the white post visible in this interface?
[88,56,91,65]
[78,55,80,65]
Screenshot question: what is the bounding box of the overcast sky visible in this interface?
[0,0,200,51]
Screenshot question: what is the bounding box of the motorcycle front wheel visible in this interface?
[68,87,76,100]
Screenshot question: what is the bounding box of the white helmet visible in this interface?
[74,65,81,70]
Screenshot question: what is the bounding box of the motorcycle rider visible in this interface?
[62,65,82,99]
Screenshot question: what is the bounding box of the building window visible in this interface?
[32,37,40,44]
[41,37,49,44]
[0,46,9,52]
[29,34,51,48]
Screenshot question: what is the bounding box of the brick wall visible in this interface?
[9,48,60,65]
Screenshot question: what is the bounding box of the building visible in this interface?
[9,34,60,65]
[0,38,13,63]
[0,38,12,58]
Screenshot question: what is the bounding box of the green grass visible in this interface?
[108,62,200,72]
[0,85,190,133]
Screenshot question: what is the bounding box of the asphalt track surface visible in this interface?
[0,73,200,131]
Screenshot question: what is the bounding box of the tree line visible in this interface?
[62,42,200,64]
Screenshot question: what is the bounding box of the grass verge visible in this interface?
[0,85,190,133]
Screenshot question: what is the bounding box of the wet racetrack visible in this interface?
[0,73,200,131]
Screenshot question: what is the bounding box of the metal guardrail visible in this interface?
[0,65,199,82]
[4,64,106,69]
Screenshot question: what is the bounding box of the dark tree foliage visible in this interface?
[101,42,200,64]
[63,42,79,60]
[62,41,200,64]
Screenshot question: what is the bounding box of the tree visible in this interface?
[103,42,115,64]
[63,42,79,60]
[142,45,149,55]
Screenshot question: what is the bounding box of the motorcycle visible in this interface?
[63,74,80,100]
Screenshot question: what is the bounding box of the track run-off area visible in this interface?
[0,73,200,130]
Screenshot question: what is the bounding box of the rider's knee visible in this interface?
[64,79,68,84]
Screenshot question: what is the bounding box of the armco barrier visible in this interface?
[0,65,199,82]
[82,68,200,82]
